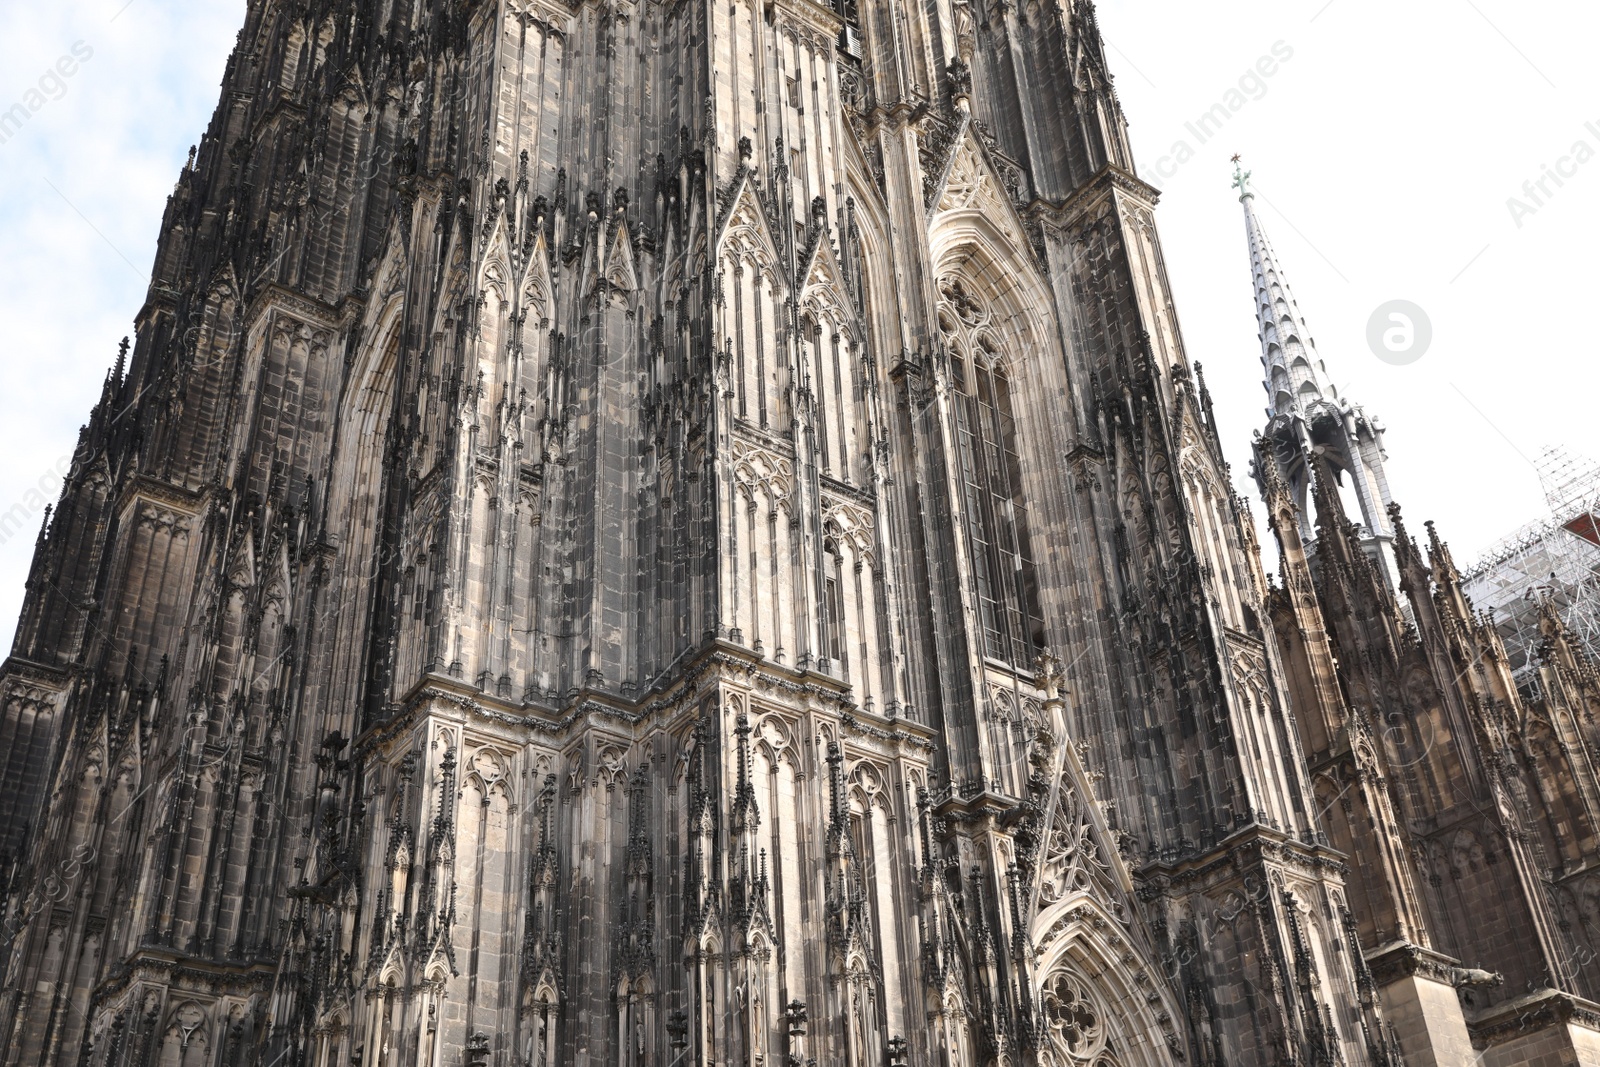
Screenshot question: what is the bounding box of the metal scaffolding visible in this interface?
[1462,446,1600,686]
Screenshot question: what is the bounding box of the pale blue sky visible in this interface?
[0,0,1594,653]
[0,2,242,653]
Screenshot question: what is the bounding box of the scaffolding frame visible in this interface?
[1462,446,1600,684]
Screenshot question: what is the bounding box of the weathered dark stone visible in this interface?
[1,2,1598,1065]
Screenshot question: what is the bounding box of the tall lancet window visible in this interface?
[823,536,847,667]
[940,279,1044,668]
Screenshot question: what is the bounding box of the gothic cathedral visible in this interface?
[4,1,1600,1065]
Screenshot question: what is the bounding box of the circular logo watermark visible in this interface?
[1366,300,1433,366]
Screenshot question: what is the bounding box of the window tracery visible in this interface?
[1039,970,1107,1063]
[939,278,1044,668]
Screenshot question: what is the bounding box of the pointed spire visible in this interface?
[1194,361,1215,419]
[1234,158,1340,422]
[1424,520,1460,582]
[1239,160,1401,589]
[1388,502,1430,586]
[1387,502,1415,557]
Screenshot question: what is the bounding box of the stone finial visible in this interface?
[666,1011,689,1049]
[1231,153,1253,201]
[785,999,808,1036]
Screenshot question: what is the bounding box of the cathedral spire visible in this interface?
[1239,158,1398,585]
[1235,156,1340,424]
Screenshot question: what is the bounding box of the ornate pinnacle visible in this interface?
[825,741,847,832]
[785,999,809,1036]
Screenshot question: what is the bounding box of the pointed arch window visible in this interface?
[822,536,847,667]
[950,341,1044,668]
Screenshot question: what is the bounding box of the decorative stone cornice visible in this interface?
[840,710,936,752]
[507,0,576,34]
[0,656,74,692]
[1028,164,1161,232]
[1136,821,1350,897]
[769,0,845,45]
[1363,940,1466,987]
[92,949,278,1005]
[243,281,344,335]
[1468,987,1600,1047]
[119,474,206,518]
[358,641,873,758]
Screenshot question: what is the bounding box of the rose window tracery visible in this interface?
[940,277,991,331]
[1039,972,1106,1061]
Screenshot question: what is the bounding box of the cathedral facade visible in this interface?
[2,0,1599,1065]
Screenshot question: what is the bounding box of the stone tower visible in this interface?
[5,1,1570,1065]
[1246,166,1600,1064]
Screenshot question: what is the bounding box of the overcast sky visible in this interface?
[1092,0,1600,568]
[0,0,1594,653]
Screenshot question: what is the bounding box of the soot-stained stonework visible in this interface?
[2,1,1599,1065]
[1240,163,1600,1065]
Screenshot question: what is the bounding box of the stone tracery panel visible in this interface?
[1039,969,1107,1063]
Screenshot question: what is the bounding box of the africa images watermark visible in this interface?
[1505,119,1600,229]
[1367,299,1433,366]
[1149,41,1297,182]
[0,457,73,548]
[0,41,96,149]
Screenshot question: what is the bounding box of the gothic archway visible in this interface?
[323,297,404,725]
